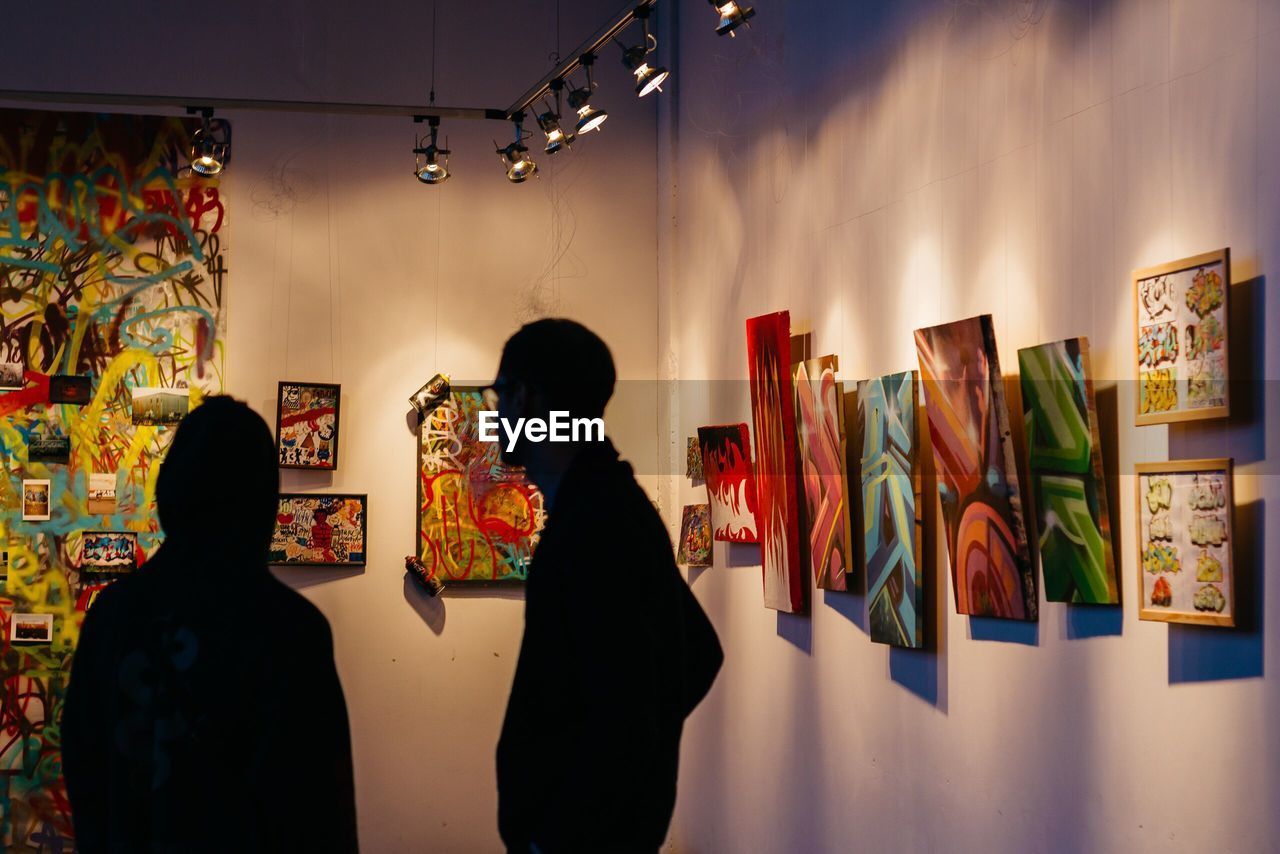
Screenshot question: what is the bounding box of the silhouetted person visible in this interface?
[492,319,723,853]
[62,396,358,853]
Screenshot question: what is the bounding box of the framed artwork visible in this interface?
[677,504,712,568]
[79,532,138,572]
[1018,338,1119,604]
[915,315,1037,621]
[270,494,367,566]
[50,375,92,405]
[0,361,23,390]
[697,423,759,543]
[686,437,704,479]
[418,387,545,584]
[1133,248,1230,425]
[10,612,53,644]
[1135,459,1234,626]
[131,386,190,426]
[746,311,805,613]
[22,479,51,521]
[276,381,341,470]
[794,354,853,592]
[28,434,71,464]
[857,371,924,648]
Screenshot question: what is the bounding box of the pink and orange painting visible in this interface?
[794,355,853,592]
[697,423,759,543]
[746,311,805,613]
[914,315,1037,621]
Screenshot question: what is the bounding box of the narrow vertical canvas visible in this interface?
[794,355,853,592]
[677,504,713,568]
[1018,338,1119,604]
[697,423,759,543]
[914,315,1037,621]
[857,371,924,647]
[746,311,804,613]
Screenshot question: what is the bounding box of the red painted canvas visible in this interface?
[746,311,805,613]
[914,315,1037,620]
[697,423,759,543]
[794,354,853,592]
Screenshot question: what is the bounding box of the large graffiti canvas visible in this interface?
[914,316,1037,621]
[745,311,804,613]
[793,355,852,592]
[418,388,545,583]
[1018,338,1119,604]
[697,423,758,543]
[0,109,227,849]
[857,371,924,647]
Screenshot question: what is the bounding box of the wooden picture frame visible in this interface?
[1134,459,1234,627]
[1133,248,1230,425]
[269,493,367,567]
[275,381,342,470]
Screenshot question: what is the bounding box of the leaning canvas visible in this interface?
[914,315,1037,621]
[1018,338,1119,604]
[794,354,853,592]
[697,423,759,543]
[857,371,924,647]
[418,387,545,583]
[746,311,805,613]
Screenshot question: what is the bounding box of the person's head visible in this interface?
[490,318,615,467]
[156,395,279,560]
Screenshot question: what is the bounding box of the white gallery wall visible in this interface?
[0,2,658,851]
[663,0,1279,852]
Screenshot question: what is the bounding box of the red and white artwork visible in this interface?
[697,423,759,544]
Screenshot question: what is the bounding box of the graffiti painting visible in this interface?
[676,503,712,568]
[697,423,758,543]
[276,381,341,470]
[270,494,367,566]
[793,355,852,592]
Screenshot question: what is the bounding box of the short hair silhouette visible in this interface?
[156,395,279,552]
[498,318,616,418]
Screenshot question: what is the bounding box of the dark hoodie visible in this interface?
[61,397,358,854]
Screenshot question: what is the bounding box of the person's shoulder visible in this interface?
[260,575,334,645]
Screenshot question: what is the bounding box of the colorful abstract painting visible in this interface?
[1018,338,1119,604]
[746,311,804,613]
[0,108,227,849]
[418,388,545,583]
[857,371,924,647]
[686,436,704,479]
[276,381,340,469]
[676,504,712,567]
[794,355,852,592]
[697,423,759,543]
[914,315,1037,621]
[1135,459,1234,626]
[1134,249,1230,424]
[270,494,367,566]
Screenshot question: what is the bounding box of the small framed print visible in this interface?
[0,360,24,391]
[132,386,190,426]
[88,472,118,515]
[275,382,341,470]
[22,479,51,521]
[50,375,92,405]
[79,532,139,573]
[1133,248,1230,425]
[270,493,366,566]
[1135,459,1235,627]
[10,612,53,643]
[28,434,71,464]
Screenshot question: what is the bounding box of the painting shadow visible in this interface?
[823,588,867,633]
[968,617,1039,645]
[688,565,712,588]
[1064,605,1123,638]
[777,609,812,654]
[725,541,761,568]
[403,574,447,635]
[271,564,363,590]
[891,458,947,710]
[889,645,946,712]
[1168,499,1264,683]
[405,407,422,436]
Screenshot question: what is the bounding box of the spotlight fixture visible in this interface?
[413,116,451,185]
[537,81,574,155]
[496,114,538,183]
[617,9,670,97]
[187,109,231,176]
[567,53,608,135]
[710,0,755,37]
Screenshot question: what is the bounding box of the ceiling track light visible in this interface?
[710,0,755,37]
[413,116,451,184]
[496,113,538,183]
[617,8,670,97]
[567,54,608,136]
[537,80,574,155]
[186,107,231,176]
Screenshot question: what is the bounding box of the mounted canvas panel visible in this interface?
[746,311,805,613]
[1133,248,1230,425]
[857,371,924,648]
[794,354,853,592]
[270,494,368,566]
[914,315,1037,621]
[1018,338,1119,605]
[677,503,713,568]
[418,387,545,584]
[697,423,759,543]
